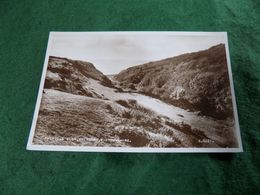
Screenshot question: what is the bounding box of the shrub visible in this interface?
[106,104,114,113]
[128,99,137,106]
[129,83,136,90]
[135,104,155,115]
[116,100,131,108]
[122,111,132,119]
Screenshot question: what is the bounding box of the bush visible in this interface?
[122,111,132,119]
[106,104,114,113]
[116,100,131,108]
[128,99,137,106]
[135,104,155,115]
[129,83,136,90]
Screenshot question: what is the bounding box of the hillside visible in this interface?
[114,44,234,119]
[35,86,236,148]
[44,56,113,98]
[33,50,237,148]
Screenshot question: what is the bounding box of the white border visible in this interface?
[26,31,243,153]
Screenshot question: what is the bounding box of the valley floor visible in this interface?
[33,79,238,148]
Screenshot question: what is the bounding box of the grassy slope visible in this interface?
[115,44,234,120]
[33,89,226,148]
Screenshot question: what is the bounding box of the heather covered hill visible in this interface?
[34,46,237,148]
[44,56,113,98]
[114,44,233,119]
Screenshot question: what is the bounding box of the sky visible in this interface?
[49,32,227,75]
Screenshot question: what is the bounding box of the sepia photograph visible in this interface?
[27,32,242,152]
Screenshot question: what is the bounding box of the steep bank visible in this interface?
[44,56,113,98]
[115,44,234,119]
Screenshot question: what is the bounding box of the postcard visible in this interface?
[27,31,242,152]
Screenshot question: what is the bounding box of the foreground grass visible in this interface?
[33,89,233,148]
